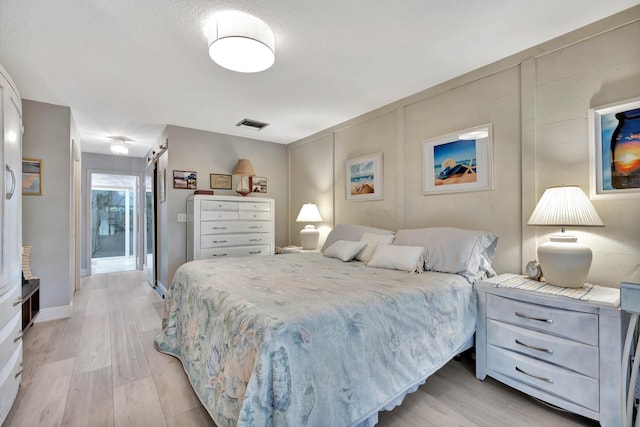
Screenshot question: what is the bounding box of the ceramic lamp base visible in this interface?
[300,225,319,250]
[538,233,592,288]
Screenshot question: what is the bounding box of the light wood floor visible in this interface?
[2,270,597,427]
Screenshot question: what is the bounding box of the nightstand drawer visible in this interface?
[487,319,598,378]
[487,294,598,346]
[488,345,599,411]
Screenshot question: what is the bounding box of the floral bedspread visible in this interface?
[154,252,476,427]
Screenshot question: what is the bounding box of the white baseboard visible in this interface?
[34,303,73,323]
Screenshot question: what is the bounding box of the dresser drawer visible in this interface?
[239,201,271,212]
[0,346,22,424]
[201,211,239,221]
[0,281,21,330]
[201,200,238,212]
[201,245,271,258]
[487,294,598,346]
[487,319,598,379]
[0,313,22,372]
[201,233,269,249]
[487,345,599,411]
[200,221,272,235]
[239,211,271,221]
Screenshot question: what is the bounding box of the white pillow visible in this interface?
[321,224,394,252]
[366,244,426,273]
[323,240,367,262]
[393,227,498,281]
[356,232,395,262]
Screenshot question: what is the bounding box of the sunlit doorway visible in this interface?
[89,172,140,274]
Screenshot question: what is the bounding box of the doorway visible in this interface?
[89,172,141,274]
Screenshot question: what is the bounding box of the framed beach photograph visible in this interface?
[173,170,197,189]
[210,173,232,190]
[345,152,383,201]
[250,176,267,193]
[589,96,640,199]
[22,158,42,196]
[423,124,493,195]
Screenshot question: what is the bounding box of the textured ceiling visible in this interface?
[1,0,638,158]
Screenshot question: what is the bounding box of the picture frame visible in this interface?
[22,158,43,196]
[422,124,493,195]
[173,170,196,189]
[345,152,383,201]
[250,176,267,193]
[159,168,166,202]
[589,96,640,199]
[210,173,232,190]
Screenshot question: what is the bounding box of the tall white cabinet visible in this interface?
[187,195,274,261]
[0,65,23,423]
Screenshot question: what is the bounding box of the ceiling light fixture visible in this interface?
[109,136,130,156]
[206,12,275,73]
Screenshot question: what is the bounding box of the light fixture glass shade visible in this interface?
[207,13,275,73]
[296,203,322,250]
[110,137,129,156]
[527,185,604,288]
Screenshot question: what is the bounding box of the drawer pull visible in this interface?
[249,238,262,242]
[249,251,262,254]
[515,311,552,324]
[213,227,228,230]
[15,369,23,379]
[515,339,553,354]
[515,366,553,383]
[13,297,23,307]
[212,240,228,243]
[211,253,228,257]
[14,333,24,343]
[249,226,263,229]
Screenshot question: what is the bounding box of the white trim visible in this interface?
[34,303,73,323]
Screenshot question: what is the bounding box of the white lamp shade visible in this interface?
[207,13,275,73]
[528,185,603,288]
[296,203,322,223]
[296,203,322,249]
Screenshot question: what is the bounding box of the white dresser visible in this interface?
[476,274,624,427]
[187,195,275,261]
[0,64,23,424]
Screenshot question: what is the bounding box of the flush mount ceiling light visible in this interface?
[109,136,130,156]
[206,12,275,73]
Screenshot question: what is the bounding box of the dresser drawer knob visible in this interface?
[249,226,263,229]
[212,240,228,243]
[211,253,228,257]
[13,297,23,307]
[249,238,262,242]
[515,366,553,383]
[249,251,262,254]
[515,311,553,324]
[13,332,24,343]
[213,226,228,230]
[515,339,553,354]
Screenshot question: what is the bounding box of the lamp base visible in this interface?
[538,233,592,288]
[300,225,319,250]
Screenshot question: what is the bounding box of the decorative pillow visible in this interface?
[323,240,367,262]
[366,244,426,273]
[321,224,394,252]
[355,232,395,262]
[393,227,498,282]
[22,244,38,280]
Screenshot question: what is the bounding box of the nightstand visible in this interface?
[476,274,625,427]
[280,246,321,254]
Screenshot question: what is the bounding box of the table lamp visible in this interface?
[232,159,255,196]
[296,203,323,249]
[527,185,604,288]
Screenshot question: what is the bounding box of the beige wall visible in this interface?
[288,8,640,287]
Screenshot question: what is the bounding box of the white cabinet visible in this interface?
[476,275,624,427]
[187,195,274,261]
[0,64,23,424]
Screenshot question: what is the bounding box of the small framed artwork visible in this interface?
[589,96,640,199]
[173,170,197,189]
[159,168,166,202]
[423,124,493,195]
[250,176,267,193]
[346,152,383,201]
[210,173,232,190]
[22,158,43,196]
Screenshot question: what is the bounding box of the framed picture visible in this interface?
[345,152,383,200]
[250,176,267,193]
[589,96,640,199]
[423,124,493,195]
[159,168,166,202]
[173,170,196,189]
[210,173,232,190]
[22,158,42,196]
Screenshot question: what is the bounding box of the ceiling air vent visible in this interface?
[236,118,269,131]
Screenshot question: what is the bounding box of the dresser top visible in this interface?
[188,194,274,203]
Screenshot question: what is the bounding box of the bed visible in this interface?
[155,225,498,426]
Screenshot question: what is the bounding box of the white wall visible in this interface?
[288,8,640,287]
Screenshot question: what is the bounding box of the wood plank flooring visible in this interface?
[3,270,597,427]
